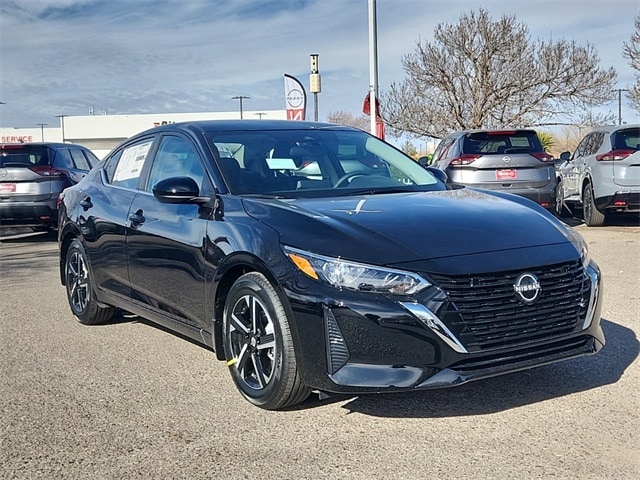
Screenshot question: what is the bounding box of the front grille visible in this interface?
[429,260,591,352]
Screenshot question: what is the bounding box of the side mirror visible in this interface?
[559,151,571,161]
[425,166,448,183]
[417,155,433,166]
[153,176,210,204]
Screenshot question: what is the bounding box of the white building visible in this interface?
[1,109,287,158]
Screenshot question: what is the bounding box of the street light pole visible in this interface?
[368,0,379,136]
[36,123,48,142]
[231,96,250,119]
[56,114,68,142]
[613,88,630,125]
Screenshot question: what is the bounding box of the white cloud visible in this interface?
[1,0,638,129]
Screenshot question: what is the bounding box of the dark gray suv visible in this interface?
[431,129,556,209]
[0,142,99,230]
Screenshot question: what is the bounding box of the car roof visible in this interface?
[452,128,540,136]
[0,142,87,148]
[584,124,640,134]
[136,119,359,137]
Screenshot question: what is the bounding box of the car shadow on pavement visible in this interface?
[560,212,640,227]
[328,319,638,417]
[0,230,57,243]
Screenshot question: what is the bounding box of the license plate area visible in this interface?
[0,183,16,193]
[496,169,517,180]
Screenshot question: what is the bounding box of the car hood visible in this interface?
[241,188,575,267]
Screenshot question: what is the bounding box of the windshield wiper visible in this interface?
[339,186,420,196]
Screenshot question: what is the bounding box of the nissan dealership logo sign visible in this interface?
[286,88,304,109]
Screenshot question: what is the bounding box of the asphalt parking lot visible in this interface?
[1,217,639,480]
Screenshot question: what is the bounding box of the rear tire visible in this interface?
[65,239,114,325]
[583,183,605,227]
[223,272,311,410]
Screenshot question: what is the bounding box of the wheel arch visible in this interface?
[58,225,81,285]
[210,252,288,361]
[580,175,593,202]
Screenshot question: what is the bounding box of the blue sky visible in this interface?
[1,0,639,132]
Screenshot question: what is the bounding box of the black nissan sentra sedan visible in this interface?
[58,120,604,410]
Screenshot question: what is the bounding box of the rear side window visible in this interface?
[0,145,50,167]
[575,132,604,158]
[432,136,456,163]
[463,131,543,154]
[54,149,75,169]
[70,149,91,170]
[105,139,154,189]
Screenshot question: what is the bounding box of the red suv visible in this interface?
[0,142,99,231]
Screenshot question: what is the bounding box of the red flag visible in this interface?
[363,93,385,140]
[362,94,382,120]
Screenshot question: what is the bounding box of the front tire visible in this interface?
[65,239,114,325]
[554,181,570,218]
[223,272,311,410]
[583,183,605,227]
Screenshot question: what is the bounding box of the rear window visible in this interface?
[463,131,543,155]
[612,128,640,151]
[0,145,50,167]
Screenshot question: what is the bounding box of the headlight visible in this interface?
[562,227,590,267]
[284,246,431,295]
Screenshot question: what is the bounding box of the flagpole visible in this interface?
[368,0,378,136]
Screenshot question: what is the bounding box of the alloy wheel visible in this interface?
[67,250,89,314]
[227,294,277,390]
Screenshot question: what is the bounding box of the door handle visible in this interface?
[128,210,146,228]
[79,197,92,210]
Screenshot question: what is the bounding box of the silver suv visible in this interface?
[431,129,556,210]
[555,125,640,226]
[0,142,99,231]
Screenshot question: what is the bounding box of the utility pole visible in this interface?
[36,123,48,142]
[613,88,630,125]
[231,96,250,119]
[55,114,68,142]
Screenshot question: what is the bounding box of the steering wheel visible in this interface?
[333,171,371,188]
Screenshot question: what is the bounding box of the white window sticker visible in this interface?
[510,137,531,147]
[114,141,152,182]
[266,157,298,170]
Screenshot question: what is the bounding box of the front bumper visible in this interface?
[286,258,604,394]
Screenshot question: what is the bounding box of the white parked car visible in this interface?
[555,124,640,226]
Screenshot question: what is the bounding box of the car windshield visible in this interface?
[205,128,443,197]
[463,131,542,155]
[0,145,50,167]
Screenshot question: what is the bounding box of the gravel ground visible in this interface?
[1,218,638,480]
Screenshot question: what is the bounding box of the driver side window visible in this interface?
[147,136,205,192]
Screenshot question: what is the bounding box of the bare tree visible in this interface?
[623,14,640,111]
[400,139,418,159]
[382,9,617,138]
[326,110,370,131]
